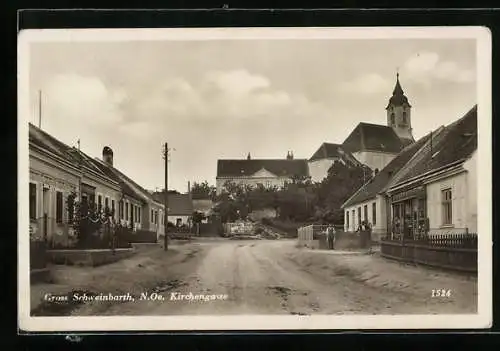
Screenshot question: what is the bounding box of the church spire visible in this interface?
[386,71,414,144]
[387,72,411,109]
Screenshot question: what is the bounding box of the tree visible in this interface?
[191,181,217,200]
[314,160,372,224]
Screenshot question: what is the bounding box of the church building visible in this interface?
[309,73,415,182]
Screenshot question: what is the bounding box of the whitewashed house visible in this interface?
[386,106,477,237]
[341,130,432,241]
[29,124,121,246]
[216,152,310,195]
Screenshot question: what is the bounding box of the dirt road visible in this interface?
[71,239,476,316]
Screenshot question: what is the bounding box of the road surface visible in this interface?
[69,239,476,316]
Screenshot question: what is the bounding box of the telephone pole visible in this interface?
[163,142,169,251]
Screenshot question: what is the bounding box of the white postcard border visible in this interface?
[18,26,492,332]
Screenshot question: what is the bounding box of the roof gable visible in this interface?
[389,105,477,188]
[342,131,432,208]
[309,143,343,161]
[252,167,278,178]
[342,122,404,154]
[217,159,309,178]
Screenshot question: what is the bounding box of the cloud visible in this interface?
[118,121,158,139]
[336,73,392,95]
[134,69,325,123]
[402,51,475,84]
[44,73,126,127]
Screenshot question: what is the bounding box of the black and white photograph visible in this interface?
[18,27,492,331]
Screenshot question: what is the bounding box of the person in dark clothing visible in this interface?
[326,224,336,250]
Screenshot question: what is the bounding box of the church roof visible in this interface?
[386,73,411,109]
[217,159,309,178]
[342,122,404,154]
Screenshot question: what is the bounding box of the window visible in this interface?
[111,200,115,217]
[357,207,361,226]
[390,113,395,125]
[161,213,164,225]
[346,212,349,228]
[364,205,368,222]
[105,197,109,211]
[56,191,63,223]
[155,211,158,224]
[441,189,453,225]
[402,111,407,124]
[125,202,129,220]
[352,210,355,229]
[119,200,123,219]
[151,209,154,223]
[372,202,377,226]
[138,207,141,223]
[29,183,36,220]
[98,195,102,212]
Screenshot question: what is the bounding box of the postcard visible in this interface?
[18,26,492,332]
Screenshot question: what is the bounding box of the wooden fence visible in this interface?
[380,233,478,273]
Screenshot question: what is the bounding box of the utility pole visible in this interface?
[163,142,169,251]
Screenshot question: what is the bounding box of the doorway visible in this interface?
[42,186,49,242]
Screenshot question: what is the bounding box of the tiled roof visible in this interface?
[342,131,433,208]
[342,122,404,154]
[153,193,193,215]
[91,158,149,203]
[389,105,477,187]
[29,123,115,182]
[308,143,363,167]
[217,159,309,178]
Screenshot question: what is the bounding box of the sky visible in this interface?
[27,35,477,193]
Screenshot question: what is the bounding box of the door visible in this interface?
[42,186,49,242]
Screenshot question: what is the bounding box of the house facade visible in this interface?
[152,192,193,227]
[29,124,122,246]
[216,152,310,195]
[92,148,165,237]
[385,105,477,238]
[342,105,477,239]
[29,123,165,246]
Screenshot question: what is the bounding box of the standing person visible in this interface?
[327,224,336,250]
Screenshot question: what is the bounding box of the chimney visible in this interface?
[247,152,251,160]
[102,146,113,166]
[188,181,191,194]
[286,151,294,160]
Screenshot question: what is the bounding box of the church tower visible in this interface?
[386,73,414,145]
